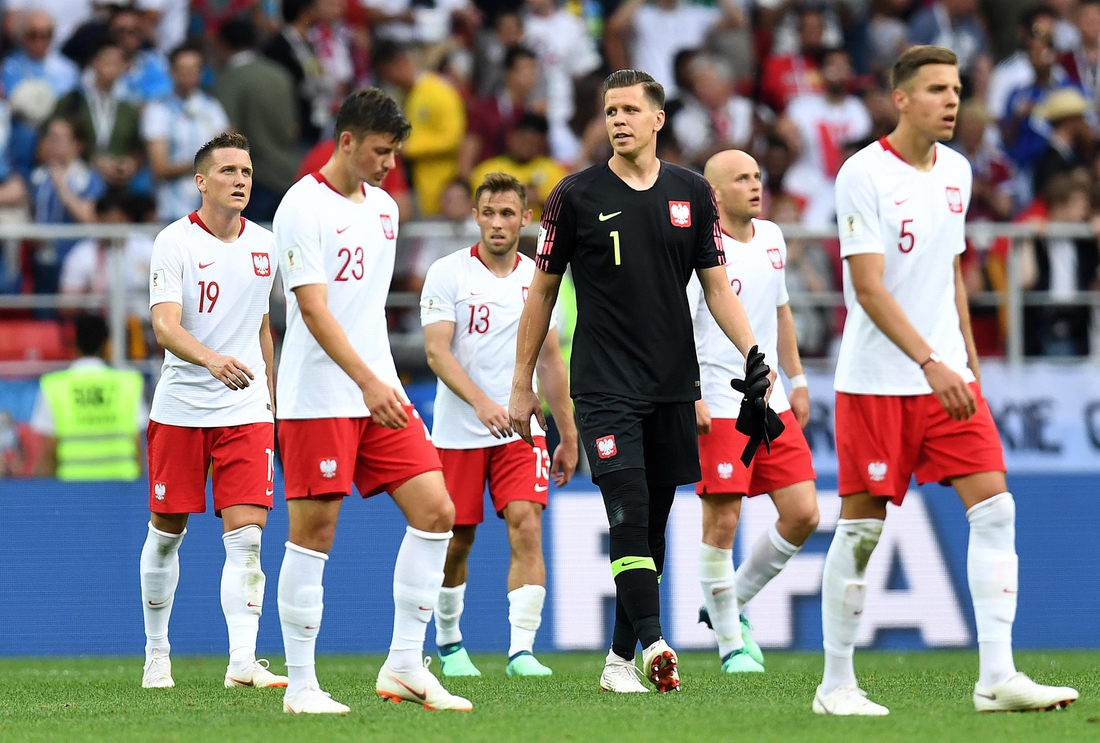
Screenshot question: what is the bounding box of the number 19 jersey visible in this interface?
[274,172,406,420]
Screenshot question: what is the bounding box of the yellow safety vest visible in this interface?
[40,365,143,481]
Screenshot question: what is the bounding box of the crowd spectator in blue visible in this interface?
[907,0,990,78]
[109,7,172,105]
[2,10,80,99]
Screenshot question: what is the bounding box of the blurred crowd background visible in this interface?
[1,0,1100,477]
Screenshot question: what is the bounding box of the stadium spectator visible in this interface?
[951,100,1016,221]
[59,0,124,69]
[1048,0,1082,51]
[759,133,799,210]
[2,10,80,100]
[866,0,913,76]
[142,44,230,222]
[373,39,466,217]
[1031,86,1095,196]
[402,178,476,296]
[459,46,542,179]
[468,113,566,221]
[907,0,990,78]
[472,11,528,97]
[522,0,600,162]
[4,0,95,56]
[213,18,301,222]
[758,5,827,113]
[1058,0,1100,100]
[663,48,700,132]
[109,6,173,105]
[362,0,482,45]
[137,0,190,54]
[672,55,755,171]
[988,6,1058,122]
[264,0,332,146]
[758,0,852,61]
[308,0,356,123]
[53,41,144,191]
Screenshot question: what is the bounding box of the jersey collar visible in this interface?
[878,136,937,168]
[312,170,368,198]
[471,243,521,273]
[189,210,246,238]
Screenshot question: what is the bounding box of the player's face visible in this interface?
[714,162,763,219]
[196,147,252,212]
[474,190,532,256]
[604,85,665,158]
[346,131,401,187]
[895,64,961,142]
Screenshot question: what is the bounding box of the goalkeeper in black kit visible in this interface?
[508,69,774,693]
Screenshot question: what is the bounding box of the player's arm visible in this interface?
[510,268,562,445]
[686,273,712,433]
[535,327,578,486]
[847,253,976,420]
[151,302,254,390]
[954,254,982,388]
[293,282,409,428]
[777,303,809,428]
[697,266,757,358]
[259,312,275,415]
[424,320,513,438]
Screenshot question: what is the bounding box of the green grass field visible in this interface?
[0,651,1095,743]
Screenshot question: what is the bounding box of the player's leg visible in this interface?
[502,500,551,676]
[639,479,680,691]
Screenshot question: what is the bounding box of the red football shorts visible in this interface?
[146,421,274,515]
[279,406,442,499]
[836,382,1006,504]
[438,436,549,526]
[696,410,816,497]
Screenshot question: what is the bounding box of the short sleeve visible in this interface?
[420,257,458,326]
[693,178,725,269]
[835,158,884,257]
[141,101,170,141]
[274,200,327,290]
[775,230,790,306]
[535,177,578,275]
[149,231,184,308]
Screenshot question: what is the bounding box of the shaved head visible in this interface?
[705,149,763,225]
[704,149,758,186]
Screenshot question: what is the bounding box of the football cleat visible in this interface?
[642,639,680,693]
[225,658,289,688]
[437,645,481,677]
[721,648,765,673]
[141,649,174,689]
[283,685,350,715]
[698,605,765,667]
[599,650,649,693]
[506,651,553,676]
[376,658,473,711]
[812,684,889,716]
[973,673,1078,712]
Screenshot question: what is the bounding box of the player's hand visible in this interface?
[361,379,410,429]
[695,399,712,434]
[205,354,254,390]
[764,367,777,403]
[924,360,976,421]
[475,399,513,439]
[789,386,810,428]
[509,386,545,446]
[550,438,578,486]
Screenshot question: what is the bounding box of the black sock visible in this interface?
[647,482,677,577]
[612,596,638,660]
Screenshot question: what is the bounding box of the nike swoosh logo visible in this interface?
[304,625,317,630]
[265,488,274,496]
[711,585,735,596]
[534,484,548,492]
[893,197,910,205]
[337,225,351,234]
[468,291,485,297]
[598,211,622,221]
[389,674,428,701]
[1003,588,1017,593]
[148,599,168,607]
[853,610,863,615]
[619,558,647,568]
[975,691,996,700]
[198,262,215,269]
[247,602,261,608]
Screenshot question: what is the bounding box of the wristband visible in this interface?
[789,374,808,389]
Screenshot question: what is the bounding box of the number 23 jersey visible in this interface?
[834,138,975,396]
[149,211,276,427]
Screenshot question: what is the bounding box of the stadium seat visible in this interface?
[0,320,72,361]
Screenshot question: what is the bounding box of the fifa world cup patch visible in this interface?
[151,269,166,294]
[668,201,691,228]
[596,435,617,459]
[421,296,441,314]
[285,246,304,274]
[840,212,864,239]
[252,252,271,277]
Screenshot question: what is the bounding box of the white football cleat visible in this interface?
[973,673,1078,712]
[225,658,289,688]
[813,685,889,716]
[642,639,680,693]
[283,685,350,715]
[141,649,174,689]
[376,658,473,712]
[599,650,649,693]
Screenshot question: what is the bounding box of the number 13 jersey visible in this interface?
[274,172,405,420]
[834,138,975,396]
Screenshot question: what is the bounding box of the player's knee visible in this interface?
[598,468,649,530]
[782,504,820,542]
[416,493,455,533]
[448,526,476,558]
[509,512,542,553]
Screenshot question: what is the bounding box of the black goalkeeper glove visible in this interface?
[731,345,785,466]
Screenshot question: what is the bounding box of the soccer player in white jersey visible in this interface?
[687,150,820,675]
[421,172,578,678]
[142,132,286,691]
[274,89,470,715]
[819,45,1078,716]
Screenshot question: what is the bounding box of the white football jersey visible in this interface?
[149,212,276,427]
[688,220,791,419]
[421,246,551,449]
[275,172,405,419]
[834,138,975,395]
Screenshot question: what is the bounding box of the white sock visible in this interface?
[435,584,466,648]
[507,584,546,658]
[698,543,743,658]
[387,526,451,673]
[820,518,882,695]
[277,541,327,696]
[735,522,801,606]
[222,525,264,671]
[140,523,185,660]
[966,492,1018,688]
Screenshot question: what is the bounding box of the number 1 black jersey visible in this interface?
[536,161,724,402]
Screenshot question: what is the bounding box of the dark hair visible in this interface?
[602,69,665,110]
[371,39,409,70]
[219,18,257,52]
[282,0,316,24]
[41,115,85,146]
[73,313,109,357]
[515,112,549,135]
[891,45,958,89]
[169,43,203,66]
[94,190,129,216]
[444,177,473,197]
[1020,4,1056,31]
[1043,170,1091,206]
[193,131,250,174]
[503,45,537,71]
[89,38,123,62]
[820,45,849,62]
[474,172,527,209]
[334,87,412,142]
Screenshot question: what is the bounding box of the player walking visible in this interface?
[421,172,577,678]
[817,46,1078,715]
[509,70,769,694]
[274,89,470,715]
[142,132,286,690]
[689,150,820,674]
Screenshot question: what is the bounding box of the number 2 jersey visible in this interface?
[274,172,406,420]
[148,211,277,427]
[834,138,975,396]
